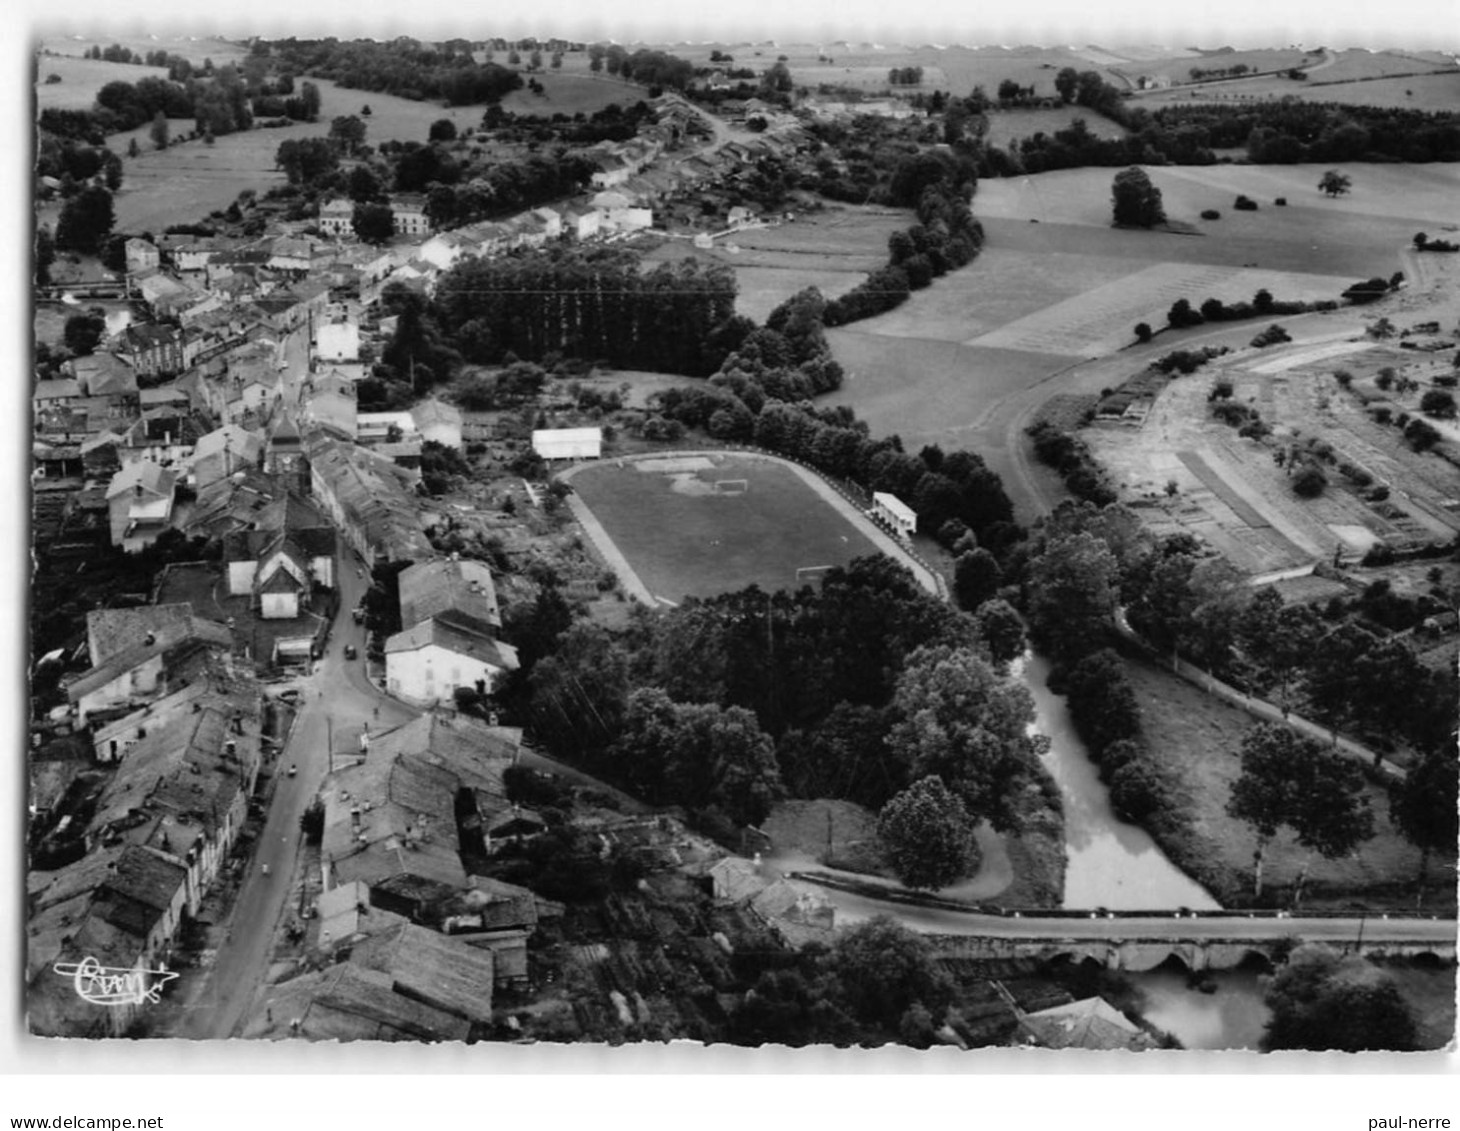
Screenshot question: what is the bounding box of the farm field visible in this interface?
[803,160,1460,527]
[498,69,653,117]
[34,54,171,111]
[1133,69,1460,111]
[39,34,249,67]
[829,245,1150,346]
[1124,658,1445,912]
[977,163,1460,236]
[826,332,1080,451]
[565,454,887,604]
[74,77,496,234]
[983,107,1129,148]
[644,204,908,322]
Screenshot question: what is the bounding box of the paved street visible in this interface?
[176,559,419,1038]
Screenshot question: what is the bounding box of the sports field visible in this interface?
[565,454,887,604]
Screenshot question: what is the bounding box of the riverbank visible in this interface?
[1123,654,1449,913]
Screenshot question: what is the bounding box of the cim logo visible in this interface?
[53,957,179,1007]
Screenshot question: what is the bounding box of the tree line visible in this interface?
[431,249,740,376]
[251,37,523,106]
[982,97,1460,176]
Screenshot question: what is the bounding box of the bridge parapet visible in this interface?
[929,935,1455,972]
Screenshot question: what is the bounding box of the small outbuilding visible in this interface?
[870,492,917,539]
[532,427,602,461]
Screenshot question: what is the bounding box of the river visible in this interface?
[1130,966,1271,1050]
[1018,651,1220,912]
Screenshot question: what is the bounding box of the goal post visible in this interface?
[712,478,749,495]
[795,565,833,586]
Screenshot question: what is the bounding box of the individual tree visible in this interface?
[1318,170,1351,197]
[34,225,55,287]
[328,114,367,156]
[1054,66,1079,103]
[1111,166,1165,228]
[825,916,954,1029]
[1227,723,1375,899]
[351,202,396,244]
[1291,464,1327,498]
[952,547,1002,612]
[1134,321,1153,343]
[1304,622,1379,739]
[428,118,458,143]
[149,110,169,150]
[1420,389,1457,418]
[608,689,784,825]
[1263,945,1418,1052]
[299,80,321,120]
[972,599,1026,667]
[62,312,107,356]
[348,163,384,203]
[885,645,1044,832]
[1025,531,1118,665]
[877,775,978,890]
[529,621,631,763]
[1062,648,1142,757]
[275,137,339,185]
[126,137,140,159]
[1390,751,1459,904]
[54,185,115,255]
[1240,592,1320,717]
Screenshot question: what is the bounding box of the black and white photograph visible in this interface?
[8,0,1460,1119]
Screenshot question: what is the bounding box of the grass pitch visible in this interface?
[568,454,883,603]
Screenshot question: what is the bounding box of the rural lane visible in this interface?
[1111,607,1407,784]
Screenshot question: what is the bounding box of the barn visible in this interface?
[532,427,602,461]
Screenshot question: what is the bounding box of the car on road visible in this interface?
[344,644,358,659]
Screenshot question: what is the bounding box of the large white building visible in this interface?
[384,557,517,706]
[532,427,602,461]
[384,620,519,704]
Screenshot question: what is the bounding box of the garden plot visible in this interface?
[1085,363,1416,575]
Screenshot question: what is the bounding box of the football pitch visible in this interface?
[566,454,885,604]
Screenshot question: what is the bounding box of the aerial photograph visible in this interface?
[23,11,1460,1058]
